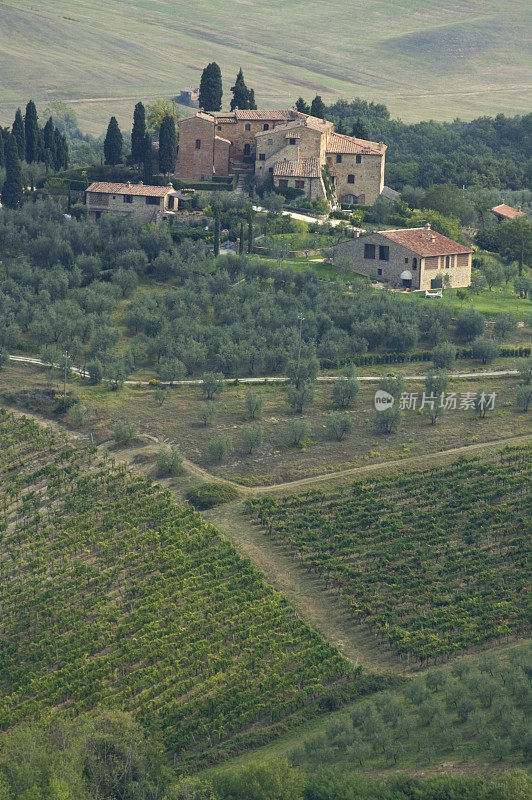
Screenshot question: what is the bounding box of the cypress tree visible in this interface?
[12,109,25,161]
[247,209,254,252]
[141,132,154,183]
[213,207,220,257]
[103,116,123,165]
[230,68,254,111]
[310,95,326,119]
[248,88,257,110]
[295,97,310,114]
[53,129,68,170]
[24,100,40,163]
[158,115,178,175]
[0,131,5,169]
[43,117,55,166]
[239,220,245,254]
[2,134,23,209]
[199,62,223,112]
[131,102,147,164]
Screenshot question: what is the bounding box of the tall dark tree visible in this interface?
[158,115,177,175]
[24,100,40,163]
[352,118,369,139]
[12,108,25,161]
[310,95,326,119]
[53,128,69,170]
[2,134,23,209]
[141,132,155,183]
[239,220,245,254]
[103,116,123,165]
[131,102,147,164]
[199,62,223,112]
[230,68,254,111]
[43,116,55,166]
[0,130,5,169]
[247,208,254,253]
[295,97,310,114]
[248,88,257,110]
[213,206,220,257]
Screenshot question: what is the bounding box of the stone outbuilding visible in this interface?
[491,203,525,221]
[333,226,473,289]
[85,181,180,223]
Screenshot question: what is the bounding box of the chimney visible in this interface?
[517,205,522,211]
[138,181,143,185]
[425,223,431,230]
[126,181,131,187]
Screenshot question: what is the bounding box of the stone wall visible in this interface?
[87,191,170,223]
[327,152,384,205]
[175,116,217,181]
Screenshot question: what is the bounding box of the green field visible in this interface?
[247,444,532,661]
[0,410,391,766]
[0,0,530,134]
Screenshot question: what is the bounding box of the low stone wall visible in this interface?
[251,246,322,258]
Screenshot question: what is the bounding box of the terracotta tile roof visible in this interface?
[491,203,525,220]
[256,115,331,138]
[273,158,321,178]
[377,227,473,257]
[86,182,173,197]
[327,132,386,155]
[233,109,296,121]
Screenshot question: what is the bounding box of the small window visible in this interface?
[289,138,297,145]
[123,195,133,204]
[404,257,409,263]
[243,143,251,156]
[278,179,288,188]
[268,138,273,144]
[268,167,274,173]
[263,123,269,131]
[245,123,251,131]
[195,139,201,149]
[377,268,383,276]
[336,154,342,163]
[217,125,222,131]
[259,153,266,161]
[146,197,160,206]
[295,180,305,189]
[364,243,376,259]
[356,155,362,164]
[445,255,451,268]
[379,245,389,261]
[413,258,418,269]
[347,174,355,184]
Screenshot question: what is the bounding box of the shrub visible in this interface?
[325,412,354,441]
[516,384,532,412]
[287,418,311,446]
[472,336,499,364]
[242,422,263,455]
[456,309,485,342]
[375,404,402,434]
[332,376,359,409]
[493,313,518,340]
[87,360,103,385]
[154,386,171,406]
[156,445,183,476]
[519,357,532,385]
[198,402,217,426]
[201,372,224,400]
[0,349,9,370]
[432,342,456,370]
[423,371,449,425]
[286,383,315,414]
[66,403,89,428]
[186,482,238,509]
[245,390,264,420]
[113,419,135,445]
[207,434,234,463]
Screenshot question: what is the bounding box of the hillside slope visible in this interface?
[0,410,388,766]
[0,0,530,133]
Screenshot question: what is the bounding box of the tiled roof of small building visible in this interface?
[377,227,473,257]
[273,158,321,178]
[256,115,331,137]
[326,132,386,155]
[491,204,525,220]
[86,182,172,197]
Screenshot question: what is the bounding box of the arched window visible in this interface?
[245,123,251,131]
[243,143,251,156]
[263,123,269,131]
[413,257,418,269]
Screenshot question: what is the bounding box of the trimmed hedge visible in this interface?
[320,345,531,369]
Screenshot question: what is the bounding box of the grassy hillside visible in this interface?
[0,0,530,134]
[247,444,532,662]
[0,410,392,766]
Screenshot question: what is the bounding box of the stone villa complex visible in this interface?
[334,226,473,290]
[174,109,386,205]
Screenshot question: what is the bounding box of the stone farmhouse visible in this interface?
[333,226,473,290]
[85,182,181,223]
[174,109,386,205]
